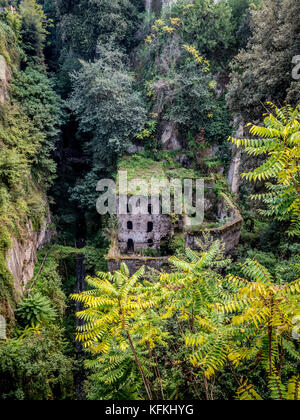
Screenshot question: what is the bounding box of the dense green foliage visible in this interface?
[54,0,143,95]
[0,247,76,400]
[0,325,73,400]
[72,241,300,400]
[11,66,64,185]
[69,44,147,207]
[0,0,299,401]
[20,0,48,59]
[138,3,232,153]
[230,104,300,236]
[16,293,57,326]
[227,0,300,120]
[169,0,235,65]
[0,1,63,317]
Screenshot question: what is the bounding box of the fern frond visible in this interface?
[287,376,300,400]
[236,379,263,400]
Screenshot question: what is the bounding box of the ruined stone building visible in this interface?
[117,198,174,255]
[107,155,242,274]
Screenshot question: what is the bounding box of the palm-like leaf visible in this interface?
[229,104,300,236]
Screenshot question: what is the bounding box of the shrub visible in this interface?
[16,293,57,327]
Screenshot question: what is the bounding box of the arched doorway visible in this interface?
[127,239,134,253]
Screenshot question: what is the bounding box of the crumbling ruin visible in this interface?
[107,155,242,274]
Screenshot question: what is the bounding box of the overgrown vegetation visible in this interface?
[71,241,299,400]
[0,0,299,401]
[0,4,62,315]
[68,44,147,208]
[0,0,73,400]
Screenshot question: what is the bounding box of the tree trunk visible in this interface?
[127,332,153,400]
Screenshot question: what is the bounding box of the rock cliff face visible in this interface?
[5,210,53,298]
[228,121,243,194]
[185,194,243,254]
[146,0,177,17]
[160,122,182,150]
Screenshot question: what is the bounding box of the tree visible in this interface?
[68,44,147,208]
[223,259,300,400]
[19,0,48,59]
[55,0,141,59]
[161,243,300,400]
[54,0,142,94]
[170,0,235,65]
[229,104,300,236]
[16,293,57,327]
[70,264,167,400]
[11,65,64,185]
[164,62,231,144]
[0,326,73,399]
[227,0,300,120]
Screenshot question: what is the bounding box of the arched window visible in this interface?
[127,239,134,253]
[127,221,133,230]
[148,239,154,248]
[147,222,153,233]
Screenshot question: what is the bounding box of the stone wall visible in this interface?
[108,256,170,276]
[185,194,242,254]
[117,196,173,254]
[111,190,242,274]
[185,219,242,254]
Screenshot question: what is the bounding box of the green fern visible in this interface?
[229,103,300,236]
[161,241,300,397]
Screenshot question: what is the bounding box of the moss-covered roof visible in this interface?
[118,155,166,182]
[117,152,202,186]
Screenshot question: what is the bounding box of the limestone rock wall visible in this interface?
[5,210,53,298]
[160,122,181,151]
[0,54,11,103]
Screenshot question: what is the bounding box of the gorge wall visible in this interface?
[5,210,53,298]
